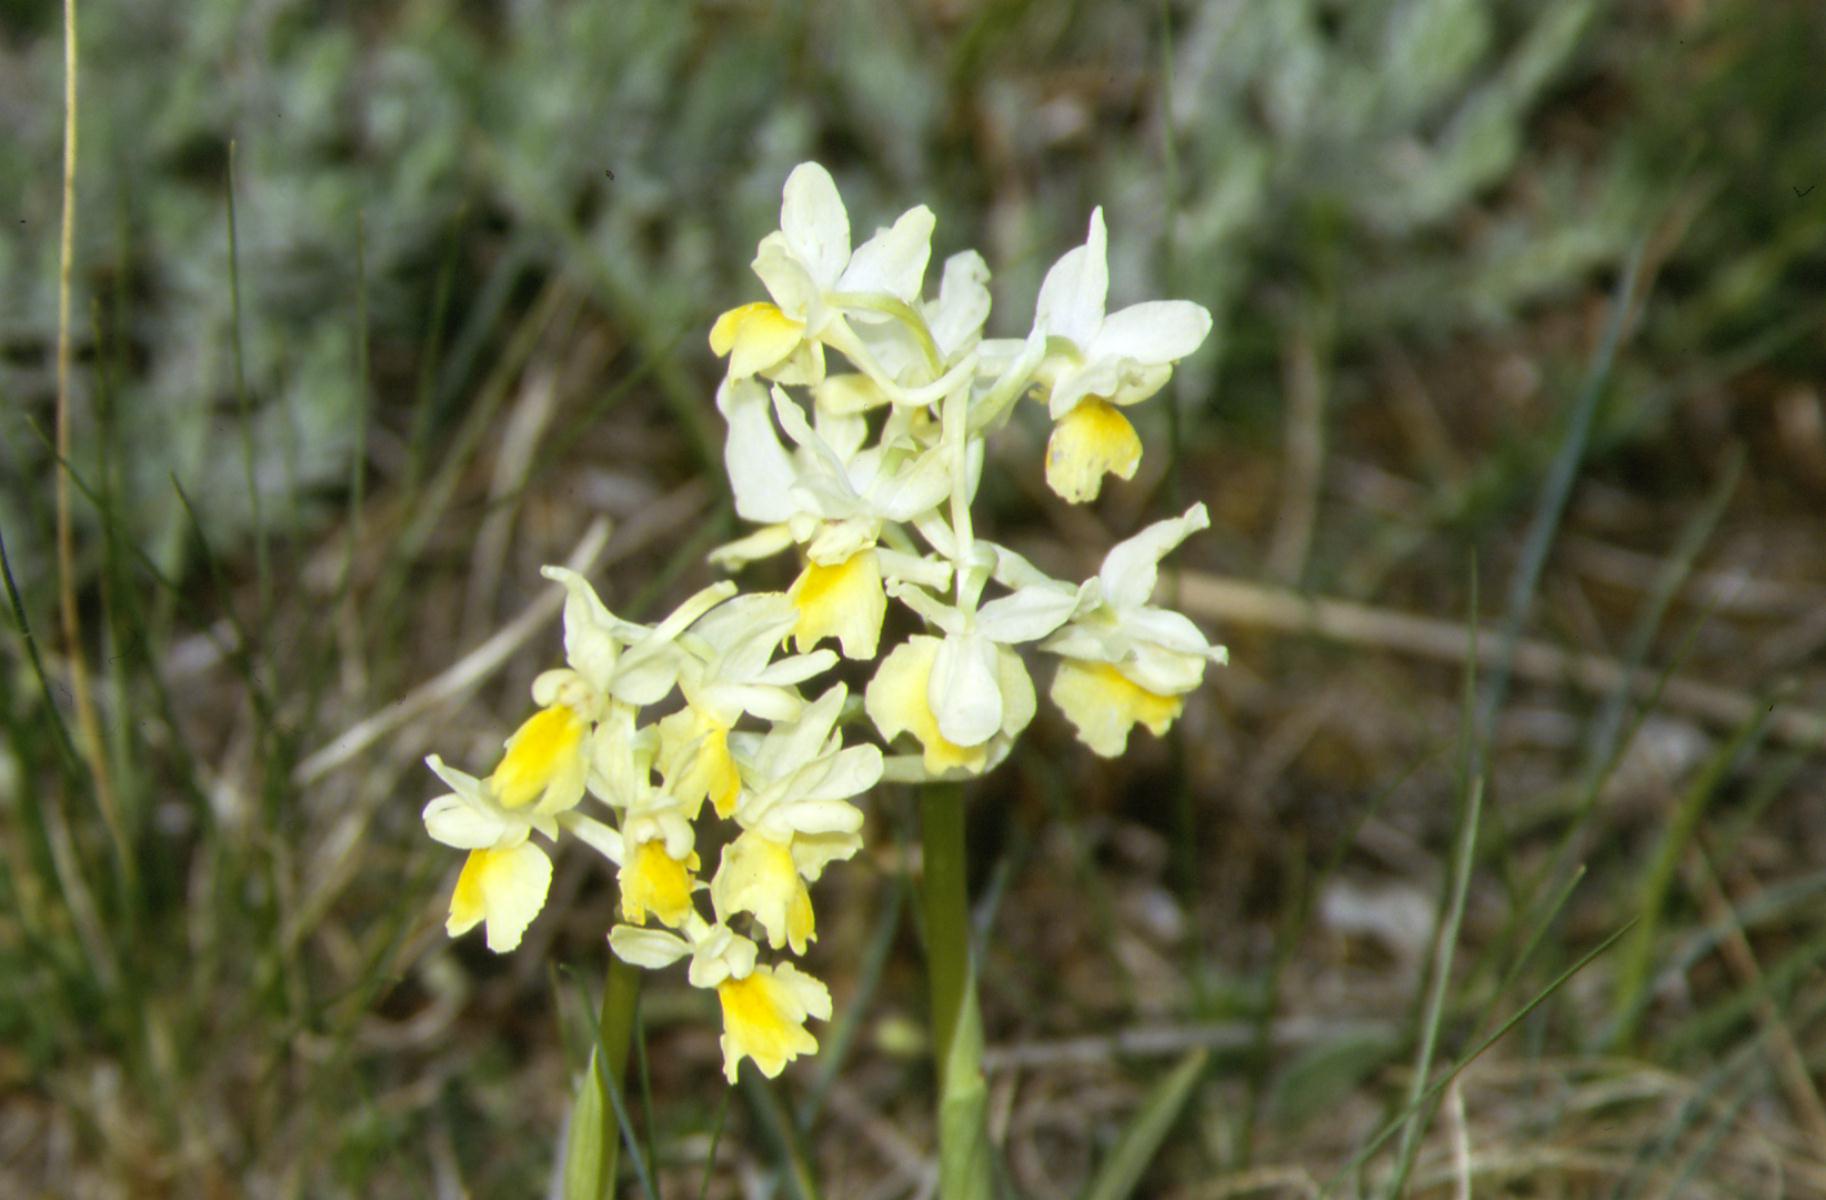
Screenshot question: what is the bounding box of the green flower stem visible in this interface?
[825,291,942,375]
[594,956,641,1194]
[920,783,994,1199]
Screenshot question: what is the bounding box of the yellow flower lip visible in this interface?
[715,963,829,1083]
[447,842,553,953]
[490,704,587,812]
[1045,399,1141,504]
[788,548,886,660]
[711,302,806,380]
[712,834,816,954]
[620,840,699,929]
[661,706,743,820]
[1050,659,1185,757]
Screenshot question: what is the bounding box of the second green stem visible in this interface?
[921,783,994,1199]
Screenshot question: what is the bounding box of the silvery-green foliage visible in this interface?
[0,0,816,584]
[1149,0,1631,380]
[0,0,1650,591]
[2,2,464,580]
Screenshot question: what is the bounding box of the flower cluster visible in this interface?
[422,572,879,1081]
[421,161,1226,1086]
[709,162,1226,779]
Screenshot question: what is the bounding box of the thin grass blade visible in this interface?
[1082,1047,1209,1200]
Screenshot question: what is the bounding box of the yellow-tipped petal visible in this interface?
[1045,399,1141,504]
[712,835,816,954]
[619,840,699,928]
[1049,660,1185,757]
[447,842,553,952]
[788,549,886,660]
[716,964,829,1083]
[864,637,990,775]
[710,302,806,380]
[491,704,587,812]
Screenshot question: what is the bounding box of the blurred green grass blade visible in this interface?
[1270,1034,1399,1132]
[696,1087,731,1200]
[797,872,905,1129]
[1630,1080,1751,1200]
[1243,747,1437,1153]
[560,1046,611,1200]
[1477,240,1646,745]
[1324,918,1635,1196]
[348,209,370,562]
[1581,444,1744,780]
[632,999,660,1183]
[401,201,469,506]
[567,962,656,1200]
[223,139,270,627]
[741,1071,823,1200]
[359,270,568,701]
[1380,774,1483,1199]
[477,135,724,487]
[1602,703,1770,1051]
[1486,864,1587,1013]
[1,527,85,780]
[0,526,117,994]
[1664,925,1826,1061]
[167,477,279,736]
[1081,1047,1208,1200]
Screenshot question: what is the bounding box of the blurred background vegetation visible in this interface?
[3,0,1825,1194]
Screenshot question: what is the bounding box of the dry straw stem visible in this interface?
[293,507,610,786]
[53,0,125,866]
[294,477,708,784]
[1685,845,1826,1149]
[1173,571,1826,750]
[462,365,562,641]
[982,1017,1394,1072]
[1387,1056,1816,1199]
[1162,1165,1320,1199]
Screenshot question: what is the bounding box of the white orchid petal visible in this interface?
[1123,642,1211,696]
[795,744,884,805]
[1091,300,1213,365]
[838,205,935,301]
[752,235,822,321]
[771,796,866,837]
[1047,358,1125,420]
[708,522,797,570]
[780,162,851,287]
[423,793,508,850]
[425,754,489,805]
[1099,503,1210,610]
[884,579,961,634]
[753,651,839,689]
[770,386,856,492]
[876,547,952,591]
[994,643,1037,738]
[609,924,693,970]
[867,447,954,522]
[1034,208,1109,347]
[974,587,1079,645]
[814,407,870,463]
[926,250,992,361]
[929,633,1003,747]
[754,684,847,781]
[558,811,625,865]
[1119,606,1215,656]
[717,379,800,523]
